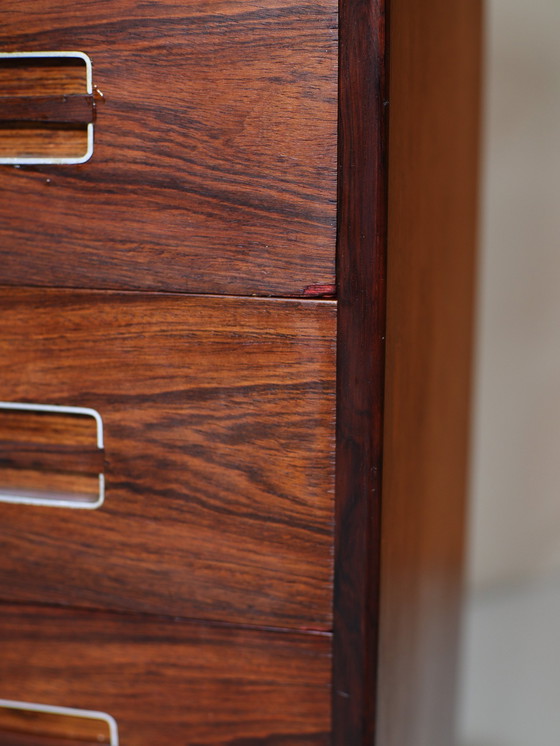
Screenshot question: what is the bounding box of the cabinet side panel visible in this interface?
[378,1,482,745]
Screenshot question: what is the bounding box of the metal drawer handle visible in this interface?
[0,402,105,509]
[0,51,98,165]
[0,699,118,745]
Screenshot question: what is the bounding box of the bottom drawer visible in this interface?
[0,605,331,745]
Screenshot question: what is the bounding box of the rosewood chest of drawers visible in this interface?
[0,0,481,744]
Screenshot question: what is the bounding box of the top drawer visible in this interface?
[0,0,338,296]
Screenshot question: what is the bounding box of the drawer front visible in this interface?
[0,0,337,296]
[0,290,336,629]
[0,605,331,745]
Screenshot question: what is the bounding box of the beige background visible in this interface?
[468,0,560,592]
[459,1,560,743]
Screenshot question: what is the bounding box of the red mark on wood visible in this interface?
[303,283,336,298]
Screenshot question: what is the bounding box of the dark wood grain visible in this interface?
[0,409,102,505]
[0,94,95,124]
[332,0,388,743]
[0,289,336,630]
[0,442,103,474]
[376,2,482,745]
[0,58,87,96]
[0,604,331,745]
[0,0,337,296]
[0,410,97,446]
[0,57,90,159]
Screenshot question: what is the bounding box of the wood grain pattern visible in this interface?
[0,410,97,446]
[0,707,110,745]
[0,289,336,630]
[0,410,103,505]
[0,125,88,159]
[0,604,331,745]
[376,1,482,745]
[0,467,100,506]
[0,57,89,159]
[0,0,337,296]
[0,94,95,124]
[0,731,103,746]
[0,58,87,96]
[332,0,388,743]
[0,442,103,474]
[0,736,103,746]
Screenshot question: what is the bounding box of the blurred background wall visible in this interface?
[469,0,560,593]
[459,0,560,743]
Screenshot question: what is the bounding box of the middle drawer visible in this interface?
[0,289,336,631]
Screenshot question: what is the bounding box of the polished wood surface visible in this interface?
[0,441,103,475]
[0,410,97,446]
[0,126,88,159]
[0,58,87,96]
[332,0,388,742]
[0,409,102,506]
[0,94,95,124]
[0,57,89,159]
[0,605,331,745]
[0,290,336,629]
[377,1,482,745]
[0,736,102,746]
[0,707,110,745]
[0,0,481,741]
[0,0,337,296]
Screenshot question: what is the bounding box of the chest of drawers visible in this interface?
[0,0,481,744]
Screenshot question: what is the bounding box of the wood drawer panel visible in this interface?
[0,604,331,745]
[0,290,336,630]
[0,0,337,296]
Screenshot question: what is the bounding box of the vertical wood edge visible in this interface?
[333,0,389,743]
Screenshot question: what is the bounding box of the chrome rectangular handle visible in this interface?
[0,402,105,509]
[0,51,97,165]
